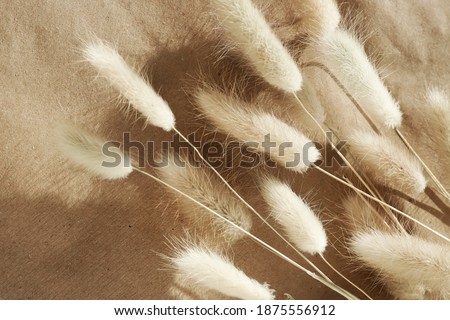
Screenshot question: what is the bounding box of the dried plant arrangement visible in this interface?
[57,0,450,300]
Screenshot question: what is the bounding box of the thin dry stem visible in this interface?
[319,254,373,300]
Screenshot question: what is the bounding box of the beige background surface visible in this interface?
[1,0,449,299]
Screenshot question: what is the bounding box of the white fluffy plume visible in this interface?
[424,87,450,146]
[348,130,426,195]
[296,73,326,125]
[261,177,327,254]
[350,231,450,299]
[196,88,321,173]
[292,0,340,40]
[57,124,132,180]
[212,0,302,92]
[342,195,390,233]
[169,273,229,300]
[170,245,275,300]
[156,152,252,243]
[319,28,402,129]
[83,40,175,131]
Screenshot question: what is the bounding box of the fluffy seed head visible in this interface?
[296,73,326,125]
[426,87,449,110]
[156,152,252,243]
[348,130,426,195]
[212,0,302,92]
[83,40,175,131]
[292,0,341,40]
[350,231,450,299]
[57,124,132,180]
[425,87,450,146]
[196,88,321,173]
[320,29,402,129]
[169,273,229,300]
[170,245,275,300]
[342,195,390,233]
[261,177,327,254]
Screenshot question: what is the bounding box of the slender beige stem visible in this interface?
[395,128,450,203]
[133,166,359,300]
[171,127,332,281]
[319,254,373,300]
[313,165,450,243]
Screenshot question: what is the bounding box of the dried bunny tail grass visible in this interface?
[319,28,402,129]
[387,282,442,300]
[168,245,275,300]
[83,39,175,131]
[169,273,230,300]
[292,0,340,40]
[295,73,326,125]
[349,231,450,299]
[348,130,426,196]
[261,176,327,254]
[211,0,302,92]
[342,195,391,233]
[424,87,450,146]
[57,124,132,180]
[195,88,321,173]
[156,152,252,243]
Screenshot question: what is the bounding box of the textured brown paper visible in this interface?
[0,0,449,299]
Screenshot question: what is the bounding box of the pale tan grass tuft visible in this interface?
[57,124,132,180]
[83,39,175,131]
[423,87,450,148]
[261,176,327,254]
[291,0,341,40]
[195,88,321,173]
[169,245,275,300]
[342,195,392,233]
[318,28,402,129]
[156,152,252,243]
[348,130,426,196]
[211,0,302,92]
[350,231,450,299]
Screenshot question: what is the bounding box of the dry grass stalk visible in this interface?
[211,0,302,92]
[156,152,253,243]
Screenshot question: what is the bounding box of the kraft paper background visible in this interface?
[1,0,449,299]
